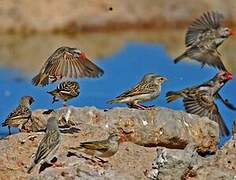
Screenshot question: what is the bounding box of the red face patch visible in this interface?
[79,52,86,60]
[226,72,233,80]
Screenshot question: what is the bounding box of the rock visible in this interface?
[24,106,219,153]
[0,0,235,33]
[148,140,236,180]
[0,106,234,179]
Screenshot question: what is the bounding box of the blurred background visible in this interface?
[0,0,235,141]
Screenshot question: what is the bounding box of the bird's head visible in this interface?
[215,71,233,83]
[108,132,122,143]
[71,48,87,60]
[219,27,234,38]
[143,73,167,85]
[20,96,35,106]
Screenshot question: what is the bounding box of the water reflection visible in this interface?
[0,42,235,144]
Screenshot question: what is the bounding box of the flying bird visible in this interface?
[174,11,234,71]
[2,96,34,135]
[47,81,80,106]
[27,111,61,173]
[32,46,104,86]
[166,71,234,136]
[107,73,167,110]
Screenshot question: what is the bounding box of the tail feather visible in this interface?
[32,73,49,87]
[174,52,187,64]
[107,98,120,104]
[166,91,182,103]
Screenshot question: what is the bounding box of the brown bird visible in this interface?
[174,11,234,71]
[27,111,61,174]
[69,133,121,162]
[107,73,167,110]
[2,96,34,135]
[47,81,80,106]
[166,71,234,136]
[32,46,104,86]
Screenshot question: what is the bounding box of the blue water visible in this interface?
[0,42,235,145]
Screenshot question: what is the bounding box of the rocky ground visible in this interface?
[0,0,235,33]
[0,107,235,179]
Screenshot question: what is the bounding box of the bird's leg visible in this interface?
[51,161,64,168]
[95,156,108,163]
[63,101,68,107]
[130,102,153,110]
[8,126,11,135]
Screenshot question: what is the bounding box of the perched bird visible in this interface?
[47,81,80,106]
[69,133,121,160]
[174,11,234,71]
[107,73,167,110]
[32,46,104,86]
[166,71,234,136]
[27,112,61,174]
[2,96,34,135]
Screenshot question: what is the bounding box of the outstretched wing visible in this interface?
[183,90,229,136]
[186,11,224,47]
[43,47,104,79]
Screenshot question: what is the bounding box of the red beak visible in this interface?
[79,52,87,60]
[226,72,233,80]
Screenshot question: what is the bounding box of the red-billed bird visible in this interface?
[166,71,234,136]
[174,11,234,71]
[32,47,104,86]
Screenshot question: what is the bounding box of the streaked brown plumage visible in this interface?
[32,46,104,86]
[69,133,120,159]
[2,96,34,135]
[174,11,233,70]
[107,73,167,110]
[27,110,61,174]
[47,81,80,106]
[233,120,236,139]
[166,71,234,136]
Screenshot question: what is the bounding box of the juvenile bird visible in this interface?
[166,71,234,136]
[27,111,61,174]
[69,133,121,161]
[32,46,104,86]
[107,73,167,110]
[174,11,234,71]
[47,81,80,106]
[2,96,34,135]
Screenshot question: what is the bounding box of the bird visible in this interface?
[69,133,121,162]
[47,81,80,106]
[166,71,234,136]
[107,73,167,110]
[32,46,104,86]
[174,11,234,71]
[2,96,34,135]
[27,111,61,174]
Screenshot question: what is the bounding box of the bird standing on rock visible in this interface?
[166,71,234,136]
[174,11,234,71]
[27,110,61,174]
[32,46,104,86]
[69,133,121,162]
[47,81,80,106]
[107,73,167,110]
[2,96,34,135]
